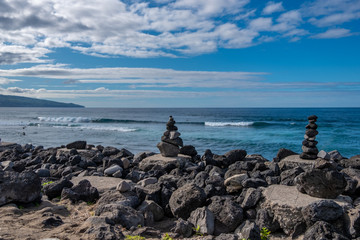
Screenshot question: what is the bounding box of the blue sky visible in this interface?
[0,0,359,107]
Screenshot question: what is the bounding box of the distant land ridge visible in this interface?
[0,94,84,108]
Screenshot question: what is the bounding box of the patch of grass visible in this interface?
[86,201,95,206]
[125,235,145,240]
[42,181,54,186]
[162,233,173,240]
[260,227,271,240]
[18,205,24,210]
[193,225,203,236]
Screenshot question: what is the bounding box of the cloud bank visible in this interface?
[0,0,359,64]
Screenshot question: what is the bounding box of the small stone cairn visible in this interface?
[300,115,319,160]
[157,116,183,157]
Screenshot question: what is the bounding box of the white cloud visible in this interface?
[312,28,353,39]
[262,2,284,15]
[0,0,359,64]
[249,17,273,31]
[0,77,21,85]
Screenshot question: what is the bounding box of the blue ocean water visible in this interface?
[0,108,359,160]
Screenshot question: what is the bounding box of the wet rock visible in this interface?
[169,183,206,219]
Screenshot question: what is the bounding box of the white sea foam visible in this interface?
[38,116,92,123]
[53,125,137,132]
[205,121,254,127]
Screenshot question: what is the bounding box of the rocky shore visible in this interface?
[1,116,360,240]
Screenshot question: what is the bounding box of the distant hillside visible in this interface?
[0,94,84,108]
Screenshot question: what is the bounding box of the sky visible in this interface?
[0,0,359,107]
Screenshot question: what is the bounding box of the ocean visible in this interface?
[0,108,359,160]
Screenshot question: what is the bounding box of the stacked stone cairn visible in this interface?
[157,116,183,157]
[300,115,319,160]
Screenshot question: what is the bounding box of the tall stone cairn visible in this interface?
[157,116,183,157]
[300,115,319,160]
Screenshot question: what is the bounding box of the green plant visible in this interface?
[87,201,95,206]
[260,227,271,240]
[193,225,203,236]
[125,235,145,240]
[42,181,54,186]
[162,233,173,240]
[137,224,142,228]
[18,205,24,209]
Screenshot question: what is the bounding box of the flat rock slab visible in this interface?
[279,155,317,170]
[71,176,120,193]
[262,184,351,235]
[139,154,191,172]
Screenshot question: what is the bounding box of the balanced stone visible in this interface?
[157,116,183,157]
[300,115,319,160]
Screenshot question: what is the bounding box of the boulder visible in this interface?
[346,208,360,238]
[138,154,189,172]
[280,167,304,186]
[137,200,164,221]
[43,178,73,200]
[241,188,262,209]
[208,196,244,235]
[295,169,346,198]
[179,145,198,157]
[273,148,297,162]
[157,141,179,157]
[224,173,249,193]
[169,183,206,219]
[0,170,41,206]
[303,221,349,240]
[318,150,330,160]
[261,184,349,235]
[78,216,122,240]
[61,179,99,203]
[328,150,345,161]
[95,203,144,229]
[66,141,86,150]
[341,155,360,169]
[171,219,193,238]
[102,146,120,157]
[223,149,247,165]
[188,207,215,235]
[104,165,123,176]
[235,220,261,240]
[116,180,132,193]
[302,200,344,226]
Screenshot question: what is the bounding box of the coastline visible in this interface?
[0,140,359,239]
